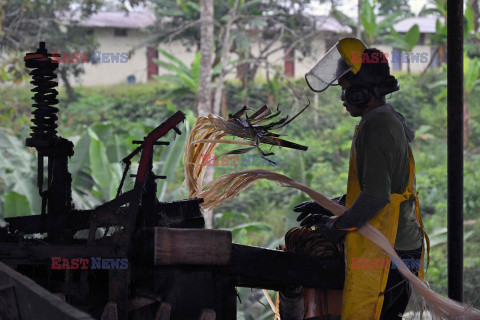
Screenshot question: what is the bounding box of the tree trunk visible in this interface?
[357,0,362,40]
[213,0,239,115]
[198,0,215,228]
[464,95,472,146]
[59,70,75,101]
[472,0,479,33]
[197,0,214,118]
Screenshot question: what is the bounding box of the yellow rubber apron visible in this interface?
[340,125,430,320]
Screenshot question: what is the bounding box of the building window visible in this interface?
[418,33,426,45]
[114,28,128,37]
[430,47,439,68]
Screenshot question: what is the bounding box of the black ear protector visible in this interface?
[343,76,400,108]
[343,85,373,107]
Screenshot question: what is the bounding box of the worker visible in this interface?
[292,38,430,320]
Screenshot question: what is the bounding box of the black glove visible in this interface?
[294,194,346,226]
[310,215,347,244]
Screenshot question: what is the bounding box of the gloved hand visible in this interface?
[308,215,347,244]
[294,194,346,226]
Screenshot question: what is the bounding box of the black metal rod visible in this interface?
[447,0,464,302]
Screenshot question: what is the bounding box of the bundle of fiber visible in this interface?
[284,227,343,258]
[182,106,309,197]
[283,227,343,319]
[182,114,245,197]
[193,168,480,320]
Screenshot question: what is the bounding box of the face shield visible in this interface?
[305,38,366,93]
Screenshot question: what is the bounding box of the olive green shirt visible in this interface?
[355,110,423,250]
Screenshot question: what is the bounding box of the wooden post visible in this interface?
[155,302,171,320]
[109,269,129,320]
[198,309,216,320]
[101,302,118,320]
[0,284,21,320]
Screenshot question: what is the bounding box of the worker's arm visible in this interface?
[333,192,389,230]
[334,117,393,231]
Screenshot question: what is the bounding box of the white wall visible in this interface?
[66,27,435,87]
[295,35,327,79]
[369,42,434,74]
[70,28,149,86]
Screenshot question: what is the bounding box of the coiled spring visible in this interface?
[24,42,59,140]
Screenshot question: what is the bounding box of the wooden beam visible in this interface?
[215,244,345,290]
[0,284,21,320]
[0,261,94,320]
[0,243,125,265]
[154,228,232,265]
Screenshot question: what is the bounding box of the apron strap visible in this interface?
[405,145,431,281]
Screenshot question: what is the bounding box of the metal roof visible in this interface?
[314,15,352,33]
[75,11,350,33]
[73,11,438,34]
[77,11,156,29]
[393,16,438,33]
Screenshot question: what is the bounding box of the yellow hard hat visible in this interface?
[305,38,367,92]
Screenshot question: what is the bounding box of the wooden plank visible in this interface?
[129,296,156,311]
[109,269,129,320]
[101,302,118,320]
[214,244,345,290]
[0,261,94,320]
[155,302,171,320]
[154,228,231,265]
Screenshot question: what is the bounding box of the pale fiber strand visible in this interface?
[194,169,480,320]
[182,115,257,197]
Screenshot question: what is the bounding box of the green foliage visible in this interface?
[153,49,221,103]
[0,0,101,98]
[4,192,31,218]
[378,0,411,15]
[384,24,420,54]
[360,0,407,46]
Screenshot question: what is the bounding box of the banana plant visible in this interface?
[383,24,420,73]
[153,49,221,101]
[360,0,407,46]
[156,120,190,201]
[0,129,40,219]
[429,226,475,248]
[0,119,177,219]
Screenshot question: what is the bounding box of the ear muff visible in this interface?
[344,85,373,107]
[343,76,399,108]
